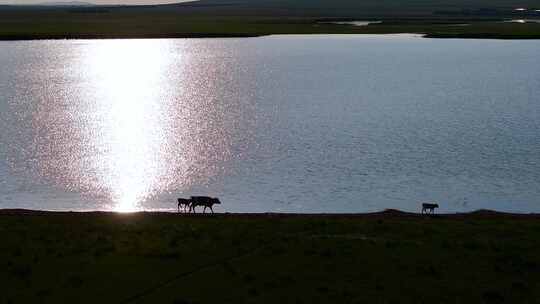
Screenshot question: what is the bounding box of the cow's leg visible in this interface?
[210,206,214,214]
[203,206,207,214]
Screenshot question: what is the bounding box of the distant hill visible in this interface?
[37,1,94,6]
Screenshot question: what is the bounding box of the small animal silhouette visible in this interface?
[177,198,192,213]
[421,203,439,214]
[190,196,221,214]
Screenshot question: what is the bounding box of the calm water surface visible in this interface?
[0,35,539,213]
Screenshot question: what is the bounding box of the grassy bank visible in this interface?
[1,0,540,39]
[1,209,540,303]
[1,20,540,40]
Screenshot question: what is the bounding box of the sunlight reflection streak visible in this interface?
[88,41,170,211]
[24,39,241,212]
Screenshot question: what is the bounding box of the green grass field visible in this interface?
[1,0,540,39]
[2,210,540,303]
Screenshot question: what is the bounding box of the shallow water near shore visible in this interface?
[0,34,539,213]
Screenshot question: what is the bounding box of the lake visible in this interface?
[0,34,539,213]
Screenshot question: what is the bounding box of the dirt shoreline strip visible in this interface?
[2,208,539,219]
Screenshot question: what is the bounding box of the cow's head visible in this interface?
[212,198,222,205]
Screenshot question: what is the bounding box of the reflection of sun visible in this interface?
[115,194,138,213]
[27,38,236,212]
[85,40,173,212]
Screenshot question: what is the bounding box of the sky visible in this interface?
[1,0,181,4]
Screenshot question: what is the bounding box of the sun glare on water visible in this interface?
[85,40,173,212]
[25,39,235,212]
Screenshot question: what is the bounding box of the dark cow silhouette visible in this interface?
[190,196,221,214]
[177,198,192,213]
[422,203,439,214]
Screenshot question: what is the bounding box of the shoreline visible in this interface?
[2,208,540,219]
[423,32,540,39]
[0,32,266,41]
[1,32,540,41]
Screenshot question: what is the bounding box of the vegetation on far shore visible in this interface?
[2,209,540,303]
[1,0,540,39]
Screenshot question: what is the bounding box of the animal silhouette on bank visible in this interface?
[421,203,439,214]
[177,198,191,213]
[189,196,221,214]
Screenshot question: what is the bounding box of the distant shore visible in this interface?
[0,32,265,41]
[2,2,540,41]
[1,32,540,41]
[1,25,539,41]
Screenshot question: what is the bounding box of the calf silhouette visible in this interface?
[177,198,192,213]
[190,196,221,214]
[422,203,439,214]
